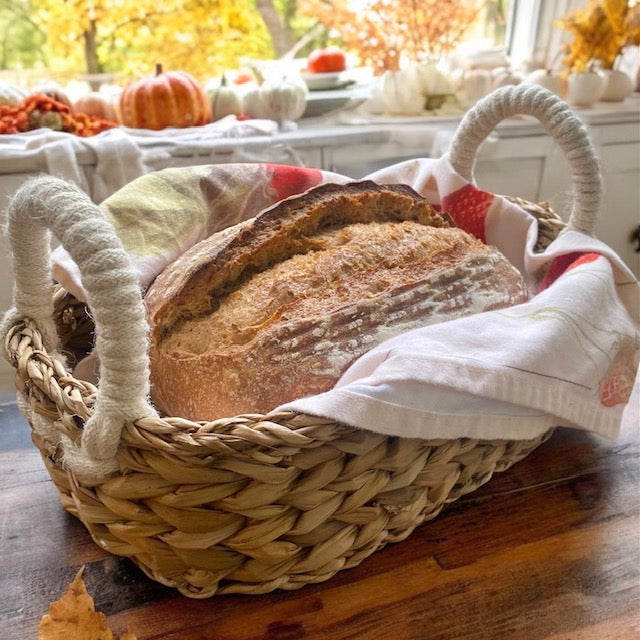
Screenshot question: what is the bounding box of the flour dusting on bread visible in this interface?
[145,181,528,420]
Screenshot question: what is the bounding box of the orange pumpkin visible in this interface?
[119,63,211,130]
[74,92,118,123]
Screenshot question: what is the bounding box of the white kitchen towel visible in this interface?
[80,128,148,202]
[282,231,639,441]
[38,135,90,192]
[50,155,639,442]
[20,128,146,202]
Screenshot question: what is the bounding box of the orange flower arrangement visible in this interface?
[556,0,640,71]
[299,0,485,74]
[0,94,117,136]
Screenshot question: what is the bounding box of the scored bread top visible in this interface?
[161,220,483,357]
[145,180,454,340]
[145,180,528,419]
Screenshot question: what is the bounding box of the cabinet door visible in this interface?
[597,141,640,278]
[474,135,554,203]
[475,125,639,278]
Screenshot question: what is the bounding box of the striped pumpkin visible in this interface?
[0,79,26,106]
[119,63,211,130]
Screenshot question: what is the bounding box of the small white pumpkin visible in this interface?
[0,79,26,106]
[600,69,633,102]
[524,68,566,97]
[491,66,521,90]
[30,81,73,107]
[242,76,307,124]
[206,76,243,120]
[456,68,493,105]
[405,61,452,97]
[567,69,607,107]
[378,70,424,115]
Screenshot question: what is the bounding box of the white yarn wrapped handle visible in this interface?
[4,176,157,482]
[448,84,601,235]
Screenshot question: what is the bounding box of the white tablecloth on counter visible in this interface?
[0,117,280,202]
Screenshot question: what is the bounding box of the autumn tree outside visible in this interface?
[1,0,507,84]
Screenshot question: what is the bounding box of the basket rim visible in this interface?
[1,194,562,598]
[3,194,565,449]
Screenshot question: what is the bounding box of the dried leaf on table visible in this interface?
[37,566,137,640]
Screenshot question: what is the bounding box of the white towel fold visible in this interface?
[48,153,639,444]
[79,129,147,202]
[19,128,146,202]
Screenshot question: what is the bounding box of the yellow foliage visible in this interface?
[556,0,637,71]
[30,0,271,82]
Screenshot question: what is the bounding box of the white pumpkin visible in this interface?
[242,77,307,124]
[30,81,73,107]
[377,70,425,115]
[491,66,521,90]
[456,68,493,104]
[600,69,633,102]
[206,76,243,120]
[366,78,388,114]
[523,68,566,98]
[567,69,607,107]
[404,61,452,97]
[0,79,26,106]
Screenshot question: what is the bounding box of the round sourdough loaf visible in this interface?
[145,181,528,420]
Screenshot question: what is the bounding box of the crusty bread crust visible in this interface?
[145,181,528,420]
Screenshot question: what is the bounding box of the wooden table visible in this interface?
[1,399,638,639]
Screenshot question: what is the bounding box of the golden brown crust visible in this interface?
[145,181,452,334]
[145,181,527,420]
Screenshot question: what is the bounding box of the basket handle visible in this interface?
[448,84,601,235]
[3,176,157,482]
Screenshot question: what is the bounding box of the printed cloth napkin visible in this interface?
[51,156,639,441]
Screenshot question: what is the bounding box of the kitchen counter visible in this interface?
[0,93,637,175]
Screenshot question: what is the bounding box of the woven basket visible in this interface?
[1,85,601,597]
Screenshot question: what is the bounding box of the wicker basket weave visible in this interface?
[1,85,601,597]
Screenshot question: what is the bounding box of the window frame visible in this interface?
[507,0,584,69]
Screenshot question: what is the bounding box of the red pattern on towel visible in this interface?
[537,252,601,292]
[264,164,324,202]
[441,184,493,242]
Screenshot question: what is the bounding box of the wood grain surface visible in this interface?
[1,406,638,640]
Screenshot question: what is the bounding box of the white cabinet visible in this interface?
[590,123,640,279]
[319,103,640,278]
[473,117,639,278]
[474,134,559,204]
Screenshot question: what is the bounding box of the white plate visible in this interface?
[302,86,372,118]
[301,71,354,91]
